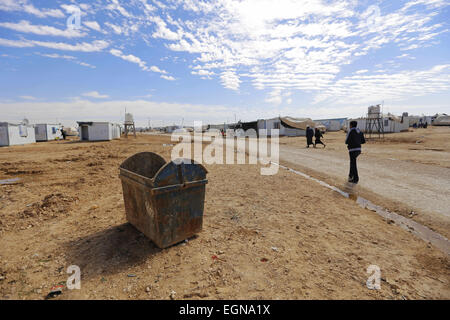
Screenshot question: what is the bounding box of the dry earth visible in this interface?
[0,133,448,300]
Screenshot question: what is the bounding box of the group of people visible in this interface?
[305,121,365,184]
[305,126,326,148]
[412,121,428,129]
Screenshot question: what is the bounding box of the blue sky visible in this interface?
[0,0,449,127]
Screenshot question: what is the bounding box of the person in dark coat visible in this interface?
[60,128,67,140]
[314,128,326,148]
[345,121,365,184]
[306,126,314,148]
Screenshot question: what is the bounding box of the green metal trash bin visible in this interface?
[119,152,208,248]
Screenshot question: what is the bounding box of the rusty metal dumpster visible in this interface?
[119,152,208,248]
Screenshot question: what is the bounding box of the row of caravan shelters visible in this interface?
[0,121,63,146]
[345,112,448,133]
[345,114,409,133]
[403,113,450,127]
[1,120,123,147]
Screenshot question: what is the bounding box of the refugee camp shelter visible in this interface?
[346,115,409,133]
[0,122,36,146]
[77,122,122,141]
[64,127,79,136]
[432,114,450,126]
[34,124,62,142]
[257,117,315,136]
[314,118,347,131]
[404,115,433,127]
[164,125,181,133]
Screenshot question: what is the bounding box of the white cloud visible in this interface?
[82,91,109,99]
[0,38,34,48]
[0,98,261,127]
[105,22,123,35]
[19,95,37,100]
[220,70,241,91]
[110,48,148,70]
[106,0,132,18]
[0,20,86,38]
[110,49,170,76]
[32,39,109,52]
[150,65,167,74]
[0,38,109,52]
[0,1,64,18]
[83,21,103,33]
[150,0,449,98]
[36,52,96,68]
[313,64,450,105]
[160,75,175,81]
[1,0,449,111]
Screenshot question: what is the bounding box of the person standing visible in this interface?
[306,126,314,148]
[60,128,67,140]
[345,121,365,184]
[314,128,326,148]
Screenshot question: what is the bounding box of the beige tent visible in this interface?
[315,124,327,132]
[433,114,450,126]
[279,117,316,130]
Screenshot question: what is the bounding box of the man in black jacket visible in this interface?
[345,121,365,184]
[306,126,314,148]
[314,127,326,148]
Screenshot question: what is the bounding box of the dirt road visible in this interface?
[277,128,450,238]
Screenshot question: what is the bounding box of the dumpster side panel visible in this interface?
[152,185,205,248]
[121,178,158,241]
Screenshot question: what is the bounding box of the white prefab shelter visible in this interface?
[34,124,62,141]
[0,122,36,146]
[77,122,122,141]
[346,117,409,133]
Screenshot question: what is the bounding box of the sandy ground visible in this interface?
[277,126,450,239]
[0,133,449,300]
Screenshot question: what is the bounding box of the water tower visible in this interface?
[365,104,384,139]
[124,112,136,138]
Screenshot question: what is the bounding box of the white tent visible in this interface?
[35,124,62,141]
[433,114,450,126]
[257,117,314,136]
[0,122,36,146]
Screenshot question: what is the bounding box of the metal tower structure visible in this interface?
[365,104,384,139]
[124,112,136,138]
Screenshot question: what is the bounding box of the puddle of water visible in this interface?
[271,161,450,256]
[0,178,21,185]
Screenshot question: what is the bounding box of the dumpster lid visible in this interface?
[120,152,166,179]
[153,159,208,187]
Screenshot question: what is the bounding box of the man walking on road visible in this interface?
[306,126,314,148]
[314,127,326,148]
[345,121,365,184]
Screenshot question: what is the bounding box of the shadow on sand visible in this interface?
[63,223,162,279]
